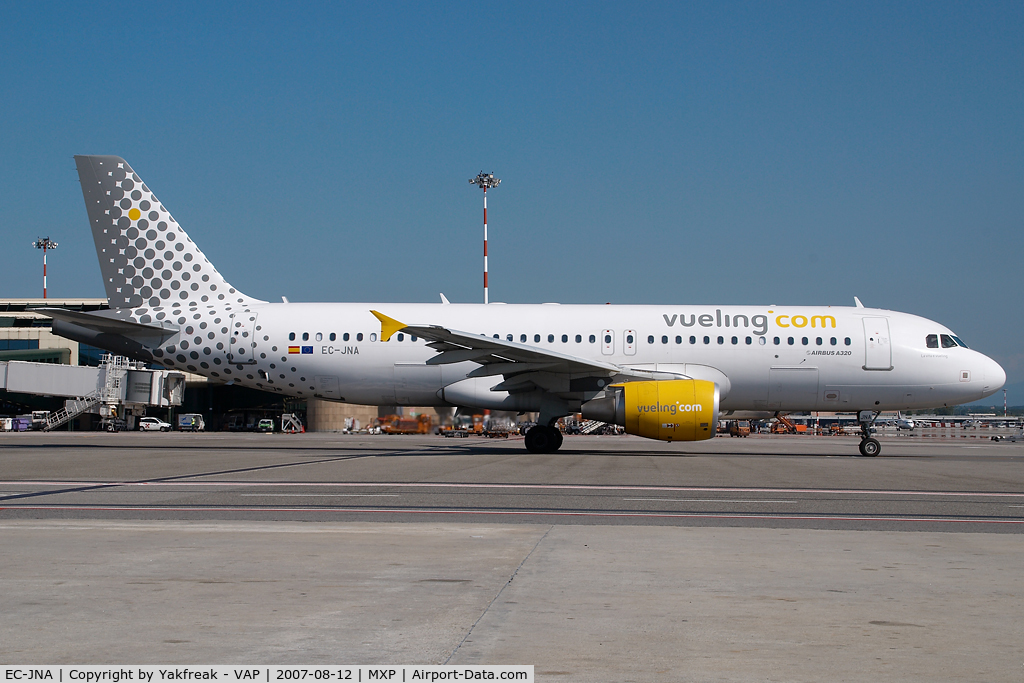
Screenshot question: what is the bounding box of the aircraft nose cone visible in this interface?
[987,356,1007,391]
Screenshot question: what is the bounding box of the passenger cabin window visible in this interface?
[773,337,781,345]
[548,334,555,343]
[703,336,710,344]
[589,334,596,343]
[940,334,957,349]
[329,333,336,342]
[302,332,309,341]
[507,334,513,341]
[604,334,611,344]
[662,336,669,344]
[397,333,404,342]
[830,337,837,346]
[315,332,322,341]
[690,336,697,344]
[648,335,655,344]
[343,333,350,341]
[561,334,568,343]
[844,337,851,346]
[356,333,363,342]
[535,334,541,343]
[675,336,682,344]
[521,334,527,343]
[289,332,295,341]
[926,334,939,348]
[575,334,582,343]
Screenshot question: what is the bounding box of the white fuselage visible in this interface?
[154,302,1004,413]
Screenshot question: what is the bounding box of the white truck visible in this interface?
[177,414,206,432]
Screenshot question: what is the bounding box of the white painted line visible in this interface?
[238,494,401,498]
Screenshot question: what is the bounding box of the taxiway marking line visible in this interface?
[623,498,798,503]
[1,505,1023,525]
[0,482,1021,498]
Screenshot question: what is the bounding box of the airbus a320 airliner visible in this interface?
[51,156,1005,456]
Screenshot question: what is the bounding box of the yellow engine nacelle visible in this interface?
[581,379,720,442]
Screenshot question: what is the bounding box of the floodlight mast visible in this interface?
[469,172,500,304]
[32,237,58,299]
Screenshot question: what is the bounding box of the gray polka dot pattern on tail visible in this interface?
[75,155,261,310]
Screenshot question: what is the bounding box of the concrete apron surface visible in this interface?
[1,521,1021,682]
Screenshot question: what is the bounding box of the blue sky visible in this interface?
[1,2,1022,402]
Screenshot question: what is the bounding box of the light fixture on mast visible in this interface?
[469,172,500,304]
[32,236,58,299]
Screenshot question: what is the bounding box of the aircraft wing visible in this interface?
[371,310,671,395]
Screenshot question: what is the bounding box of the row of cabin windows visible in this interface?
[287,331,420,343]
[926,334,968,349]
[286,331,855,347]
[647,335,853,346]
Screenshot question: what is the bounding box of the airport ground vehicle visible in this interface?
[727,420,751,437]
[992,430,1024,442]
[138,417,171,432]
[53,156,1006,457]
[177,413,206,431]
[379,414,432,434]
[256,418,275,433]
[104,417,128,432]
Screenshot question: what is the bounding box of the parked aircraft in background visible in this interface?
[49,156,1005,456]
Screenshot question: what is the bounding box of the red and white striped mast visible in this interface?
[32,236,58,299]
[469,172,501,304]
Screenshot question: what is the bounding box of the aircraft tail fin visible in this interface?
[74,155,260,309]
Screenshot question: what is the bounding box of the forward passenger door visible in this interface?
[863,317,893,371]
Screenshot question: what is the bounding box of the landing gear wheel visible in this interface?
[859,438,881,457]
[525,426,563,453]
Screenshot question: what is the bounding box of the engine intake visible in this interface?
[581,379,720,442]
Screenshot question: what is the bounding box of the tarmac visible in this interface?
[1,432,1022,681]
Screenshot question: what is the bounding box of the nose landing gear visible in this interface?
[857,410,881,456]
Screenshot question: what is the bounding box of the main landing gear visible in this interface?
[525,425,563,454]
[857,410,881,457]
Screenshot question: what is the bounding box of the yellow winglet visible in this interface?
[370,310,406,342]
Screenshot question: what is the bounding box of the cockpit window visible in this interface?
[940,334,958,349]
[926,334,938,349]
[952,335,969,349]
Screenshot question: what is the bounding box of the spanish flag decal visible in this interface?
[288,346,300,354]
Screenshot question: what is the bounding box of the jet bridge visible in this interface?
[1,354,184,430]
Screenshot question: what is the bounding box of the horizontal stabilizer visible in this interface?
[35,309,180,345]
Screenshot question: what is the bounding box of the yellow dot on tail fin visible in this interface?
[128,208,141,221]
